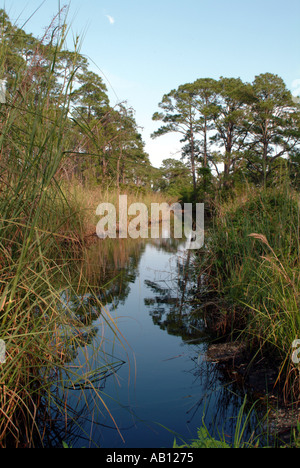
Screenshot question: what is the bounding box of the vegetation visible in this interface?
[195,188,300,400]
[0,8,163,447]
[173,397,259,448]
[152,73,300,201]
[0,3,300,448]
[151,68,300,409]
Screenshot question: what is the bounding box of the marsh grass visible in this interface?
[0,11,128,447]
[61,180,177,241]
[197,187,300,402]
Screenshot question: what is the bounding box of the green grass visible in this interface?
[0,13,127,447]
[173,396,265,448]
[197,186,300,402]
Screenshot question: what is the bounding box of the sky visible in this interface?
[4,0,300,167]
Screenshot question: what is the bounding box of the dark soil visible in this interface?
[205,340,300,445]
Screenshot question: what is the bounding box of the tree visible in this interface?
[157,158,192,199]
[54,48,88,96]
[192,78,217,168]
[288,149,300,189]
[244,73,300,187]
[210,77,255,185]
[68,71,111,182]
[0,9,38,83]
[152,83,200,195]
[113,105,144,188]
[0,7,155,192]
[71,71,109,121]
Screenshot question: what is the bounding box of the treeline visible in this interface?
[2,8,300,202]
[152,74,300,200]
[0,8,155,190]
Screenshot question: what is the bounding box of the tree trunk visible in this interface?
[102,156,107,177]
[263,140,268,189]
[203,116,208,168]
[190,128,197,196]
[262,120,269,189]
[223,123,233,187]
[116,156,121,189]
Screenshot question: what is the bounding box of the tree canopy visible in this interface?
[0,8,153,190]
[152,73,300,199]
[1,8,299,202]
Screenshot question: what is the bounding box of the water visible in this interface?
[51,236,258,448]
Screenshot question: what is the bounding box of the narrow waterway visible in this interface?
[53,235,259,448]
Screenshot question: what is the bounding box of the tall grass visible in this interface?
[60,180,177,240]
[0,12,125,447]
[197,186,300,401]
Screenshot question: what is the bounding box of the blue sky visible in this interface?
[5,0,300,167]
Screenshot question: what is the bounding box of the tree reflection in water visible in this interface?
[144,245,206,343]
[143,242,262,446]
[44,235,263,448]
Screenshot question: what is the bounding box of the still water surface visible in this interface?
[57,236,254,448]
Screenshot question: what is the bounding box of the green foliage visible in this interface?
[173,427,230,449]
[0,8,154,191]
[152,83,204,192]
[198,187,300,399]
[173,396,264,448]
[245,73,300,187]
[197,166,214,202]
[0,8,132,448]
[210,190,299,285]
[289,149,300,189]
[154,158,193,201]
[71,70,109,119]
[152,73,300,195]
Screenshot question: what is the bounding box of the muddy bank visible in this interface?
[205,342,278,395]
[205,340,300,444]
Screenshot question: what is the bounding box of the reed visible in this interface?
[197,186,300,401]
[0,11,125,447]
[60,180,176,240]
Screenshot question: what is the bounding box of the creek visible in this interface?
[51,234,260,448]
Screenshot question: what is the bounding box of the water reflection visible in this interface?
[144,247,207,343]
[45,234,262,448]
